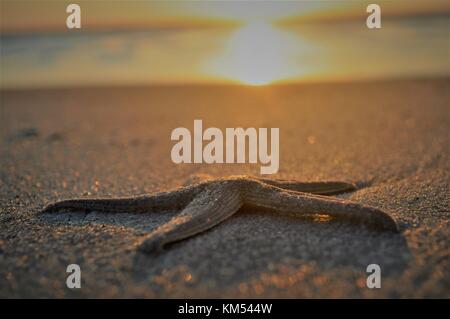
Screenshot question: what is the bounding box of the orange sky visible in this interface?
[1,1,449,88]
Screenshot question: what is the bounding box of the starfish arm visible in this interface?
[137,184,243,253]
[256,178,356,195]
[244,184,398,232]
[41,186,200,214]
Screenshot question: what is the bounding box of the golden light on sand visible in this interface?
[208,21,302,85]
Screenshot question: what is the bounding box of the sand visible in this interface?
[0,78,448,298]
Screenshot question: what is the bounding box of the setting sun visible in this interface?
[208,21,302,85]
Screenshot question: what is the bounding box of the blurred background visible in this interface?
[1,0,449,89]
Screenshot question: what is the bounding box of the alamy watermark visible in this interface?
[171,120,279,174]
[366,264,381,288]
[66,264,81,289]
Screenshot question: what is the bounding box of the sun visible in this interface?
[208,21,300,86]
[245,78,272,86]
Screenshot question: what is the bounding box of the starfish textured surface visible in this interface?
[42,175,398,253]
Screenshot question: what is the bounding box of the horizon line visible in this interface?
[1,75,448,92]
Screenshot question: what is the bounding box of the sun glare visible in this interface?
[208,21,301,85]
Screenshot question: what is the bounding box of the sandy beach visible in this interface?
[0,78,448,298]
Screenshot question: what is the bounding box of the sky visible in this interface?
[0,0,449,88]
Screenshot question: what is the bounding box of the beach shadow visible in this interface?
[39,209,178,235]
[40,205,411,278]
[129,208,411,289]
[38,203,411,290]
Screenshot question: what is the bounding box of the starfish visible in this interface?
[41,175,398,253]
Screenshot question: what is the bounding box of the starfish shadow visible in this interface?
[130,208,410,289]
[39,203,410,292]
[40,209,178,235]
